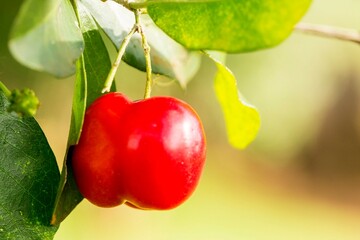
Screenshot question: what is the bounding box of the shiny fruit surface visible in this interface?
[72,92,206,210]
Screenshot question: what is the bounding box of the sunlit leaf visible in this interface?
[148,0,312,52]
[210,54,260,149]
[51,1,114,225]
[0,90,60,239]
[82,0,201,87]
[9,0,84,77]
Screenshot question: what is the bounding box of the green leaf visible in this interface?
[148,0,312,52]
[9,0,84,78]
[51,1,114,225]
[82,0,201,87]
[0,90,60,239]
[210,55,260,149]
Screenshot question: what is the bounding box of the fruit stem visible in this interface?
[102,24,138,93]
[134,10,153,99]
[0,81,11,98]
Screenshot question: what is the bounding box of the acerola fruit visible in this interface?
[72,92,206,210]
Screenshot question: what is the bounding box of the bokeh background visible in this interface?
[2,1,360,239]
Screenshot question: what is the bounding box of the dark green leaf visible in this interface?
[148,0,312,52]
[0,90,60,239]
[75,1,115,107]
[51,1,114,225]
[209,54,260,149]
[82,0,201,87]
[9,0,84,77]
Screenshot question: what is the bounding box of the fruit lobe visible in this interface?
[72,92,206,210]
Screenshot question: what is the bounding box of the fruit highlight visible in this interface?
[72,92,206,210]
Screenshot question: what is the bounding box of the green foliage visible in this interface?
[51,0,115,225]
[9,0,83,77]
[4,0,314,236]
[148,0,312,52]
[210,55,260,149]
[75,1,115,107]
[82,0,201,87]
[0,90,60,239]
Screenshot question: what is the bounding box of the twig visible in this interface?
[295,22,360,44]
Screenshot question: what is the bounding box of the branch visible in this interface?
[295,23,360,44]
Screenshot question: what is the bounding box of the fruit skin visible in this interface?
[72,92,206,210]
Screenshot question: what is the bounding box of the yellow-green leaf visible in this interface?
[212,57,260,149]
[148,0,312,52]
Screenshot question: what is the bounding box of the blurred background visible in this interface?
[2,0,360,239]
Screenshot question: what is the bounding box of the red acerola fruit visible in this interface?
[72,92,206,210]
